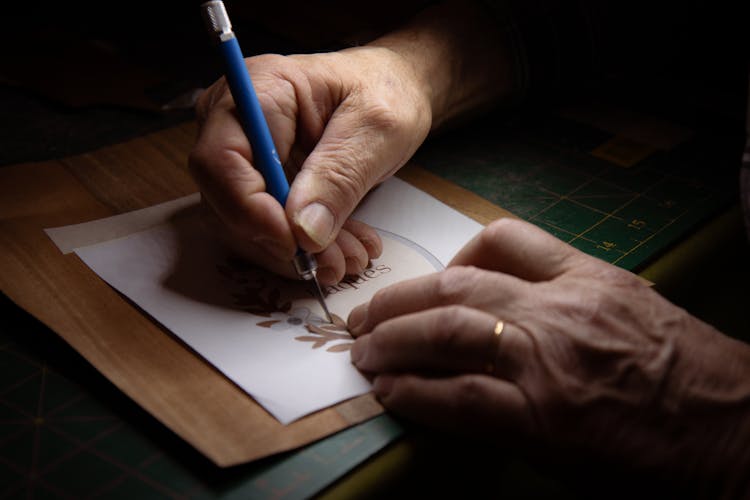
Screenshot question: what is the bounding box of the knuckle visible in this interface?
[567,287,608,323]
[484,217,524,242]
[435,266,478,305]
[328,159,370,200]
[367,325,390,356]
[367,288,392,320]
[364,100,402,134]
[552,281,625,328]
[245,53,287,75]
[479,219,535,256]
[194,80,226,120]
[431,306,471,350]
[244,55,296,114]
[454,376,490,411]
[598,265,642,290]
[255,79,295,114]
[567,264,645,314]
[188,146,240,184]
[307,150,371,206]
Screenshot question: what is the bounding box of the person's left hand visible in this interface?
[347,217,750,492]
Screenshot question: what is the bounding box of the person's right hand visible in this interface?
[188,47,433,284]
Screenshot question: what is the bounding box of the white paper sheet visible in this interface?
[48,177,484,423]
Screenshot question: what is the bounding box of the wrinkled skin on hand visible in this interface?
[348,218,750,496]
[189,47,432,284]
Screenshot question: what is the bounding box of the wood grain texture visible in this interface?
[0,121,512,466]
[397,164,517,225]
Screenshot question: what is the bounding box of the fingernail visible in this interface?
[348,304,368,335]
[295,202,334,247]
[373,375,394,398]
[316,266,337,285]
[350,335,369,366]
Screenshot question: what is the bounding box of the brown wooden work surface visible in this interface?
[0,120,513,467]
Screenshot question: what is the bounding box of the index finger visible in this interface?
[348,266,529,336]
[450,218,586,282]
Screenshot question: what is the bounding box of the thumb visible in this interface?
[286,107,403,251]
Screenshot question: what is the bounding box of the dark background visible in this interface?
[2,0,747,167]
[0,0,432,166]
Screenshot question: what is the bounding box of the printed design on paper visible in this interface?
[217,257,353,352]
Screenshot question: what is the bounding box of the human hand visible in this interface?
[188,47,432,284]
[348,218,750,493]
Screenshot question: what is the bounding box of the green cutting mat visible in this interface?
[416,109,740,271]
[0,297,403,499]
[1,106,741,498]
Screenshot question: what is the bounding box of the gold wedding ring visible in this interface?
[493,320,505,337]
[485,320,505,374]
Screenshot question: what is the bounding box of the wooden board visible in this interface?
[0,121,513,466]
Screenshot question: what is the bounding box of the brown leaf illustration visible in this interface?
[257,320,280,328]
[326,343,353,353]
[295,335,338,349]
[295,335,323,343]
[305,324,352,341]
